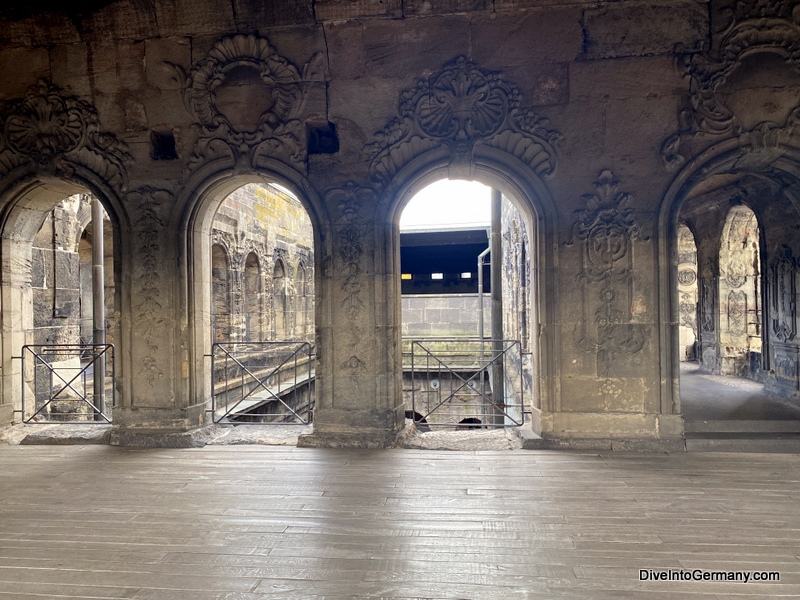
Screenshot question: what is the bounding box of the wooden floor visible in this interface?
[0,446,798,599]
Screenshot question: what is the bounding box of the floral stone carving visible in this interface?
[127,188,172,386]
[367,55,561,184]
[0,80,130,190]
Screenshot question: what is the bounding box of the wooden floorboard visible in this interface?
[0,446,798,599]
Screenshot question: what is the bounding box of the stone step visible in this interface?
[685,432,800,453]
[685,419,800,433]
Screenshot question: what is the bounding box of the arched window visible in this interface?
[211,244,230,341]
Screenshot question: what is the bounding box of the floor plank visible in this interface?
[0,446,798,598]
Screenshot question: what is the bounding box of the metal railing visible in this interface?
[211,341,315,424]
[21,344,114,424]
[404,338,524,429]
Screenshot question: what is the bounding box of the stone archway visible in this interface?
[0,82,131,427]
[660,145,800,423]
[176,167,326,428]
[0,179,125,424]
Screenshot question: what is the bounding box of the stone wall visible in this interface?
[1,0,799,445]
[210,183,314,343]
[401,294,490,337]
[31,194,117,348]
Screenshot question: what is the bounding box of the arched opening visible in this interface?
[190,179,317,425]
[677,223,699,363]
[718,205,761,378]
[666,156,800,441]
[1,183,120,424]
[397,178,539,431]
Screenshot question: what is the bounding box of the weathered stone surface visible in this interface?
[404,0,490,16]
[314,0,402,21]
[81,0,159,41]
[471,9,584,65]
[0,47,49,100]
[0,0,797,451]
[583,1,708,60]
[110,426,215,448]
[234,0,314,28]
[20,425,111,445]
[144,37,190,93]
[153,0,236,37]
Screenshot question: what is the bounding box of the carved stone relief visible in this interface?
[677,269,697,286]
[127,188,172,387]
[701,279,716,332]
[567,170,644,284]
[179,34,324,173]
[568,171,648,381]
[774,347,799,385]
[680,292,697,331]
[326,182,376,384]
[0,80,130,190]
[662,2,800,169]
[727,289,747,333]
[770,245,797,343]
[366,55,562,184]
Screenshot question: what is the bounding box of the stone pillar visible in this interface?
[110,188,205,445]
[0,237,31,425]
[299,183,404,448]
[695,231,721,374]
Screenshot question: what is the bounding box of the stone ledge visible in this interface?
[109,425,217,448]
[685,433,800,453]
[523,435,686,452]
[0,404,14,426]
[298,425,411,449]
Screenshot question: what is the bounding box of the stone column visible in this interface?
[0,237,31,425]
[695,232,721,374]
[110,188,204,445]
[299,183,404,448]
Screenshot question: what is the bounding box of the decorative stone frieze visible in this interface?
[662,1,800,170]
[367,55,562,185]
[0,80,130,190]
